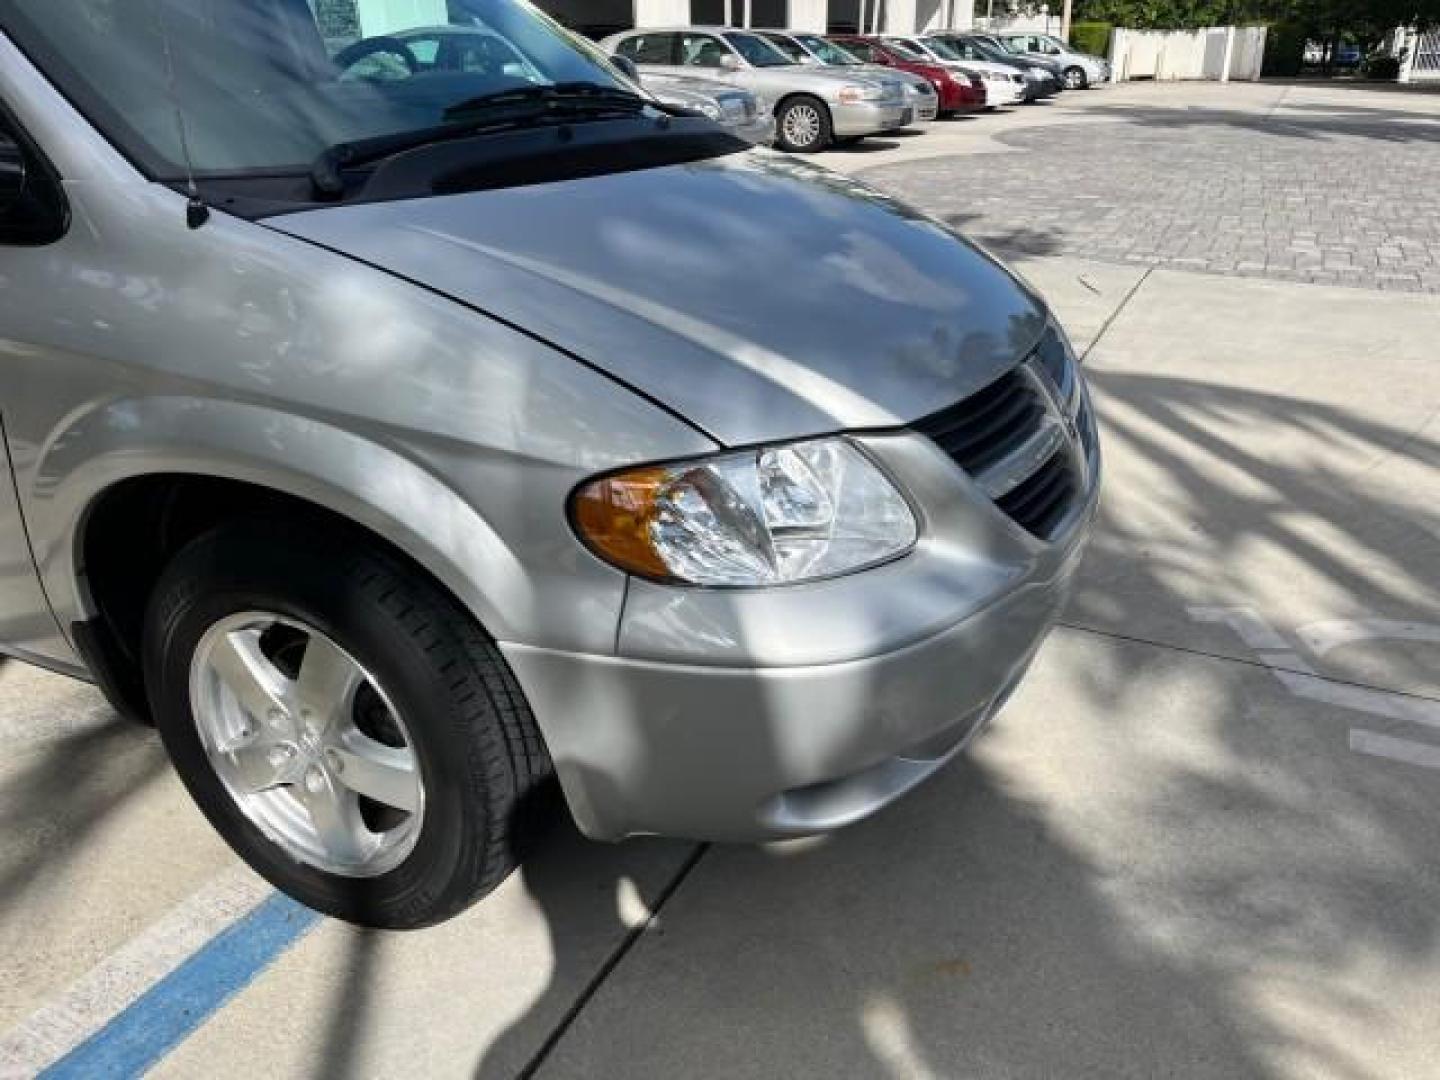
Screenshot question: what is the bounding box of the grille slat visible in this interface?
[914,360,1089,542]
[997,451,1077,536]
[919,370,1043,476]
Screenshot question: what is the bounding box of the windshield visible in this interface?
[723,31,793,68]
[919,38,963,62]
[760,33,808,63]
[0,0,632,178]
[883,39,929,62]
[793,34,862,66]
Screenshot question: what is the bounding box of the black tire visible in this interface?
[142,519,555,929]
[1063,65,1088,90]
[775,95,833,153]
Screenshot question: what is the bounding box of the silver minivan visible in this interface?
[0,0,1099,928]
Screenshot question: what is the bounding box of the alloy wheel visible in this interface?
[1064,67,1086,89]
[189,612,425,878]
[783,103,823,149]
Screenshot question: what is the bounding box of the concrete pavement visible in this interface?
[4,82,1440,1079]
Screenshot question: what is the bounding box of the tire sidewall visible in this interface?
[145,528,506,927]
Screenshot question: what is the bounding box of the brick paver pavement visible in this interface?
[856,94,1440,292]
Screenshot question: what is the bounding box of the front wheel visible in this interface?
[1063,66,1088,90]
[143,520,554,929]
[775,96,833,153]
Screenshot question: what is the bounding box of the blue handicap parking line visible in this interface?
[41,892,321,1079]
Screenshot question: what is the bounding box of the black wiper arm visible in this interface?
[311,122,480,198]
[310,84,649,199]
[441,81,646,121]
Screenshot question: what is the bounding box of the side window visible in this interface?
[0,108,67,247]
[617,34,674,65]
[847,43,879,63]
[679,33,727,69]
[406,38,442,69]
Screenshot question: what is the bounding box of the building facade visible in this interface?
[535,0,980,38]
[308,1,983,46]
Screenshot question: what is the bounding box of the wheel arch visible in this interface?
[38,397,529,719]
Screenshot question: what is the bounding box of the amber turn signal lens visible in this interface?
[571,467,675,580]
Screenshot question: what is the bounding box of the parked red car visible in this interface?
[828,34,985,116]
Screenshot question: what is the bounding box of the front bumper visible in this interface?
[732,113,778,146]
[832,100,912,138]
[984,81,1026,107]
[912,95,940,122]
[503,425,1101,843]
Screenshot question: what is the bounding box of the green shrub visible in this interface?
[1070,21,1113,58]
[1262,21,1306,76]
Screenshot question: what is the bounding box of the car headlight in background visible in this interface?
[698,102,724,121]
[572,438,917,586]
[837,83,884,103]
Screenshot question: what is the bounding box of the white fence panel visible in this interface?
[1411,30,1440,81]
[1109,26,1266,82]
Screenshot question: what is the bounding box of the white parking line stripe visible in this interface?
[1188,606,1291,651]
[1272,668,1440,731]
[0,865,272,1079]
[1350,729,1440,772]
[1300,619,1440,658]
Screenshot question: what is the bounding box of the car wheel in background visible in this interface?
[1064,66,1088,89]
[775,96,832,153]
[143,519,556,929]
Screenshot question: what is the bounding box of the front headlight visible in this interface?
[837,83,884,104]
[699,102,724,120]
[571,437,917,587]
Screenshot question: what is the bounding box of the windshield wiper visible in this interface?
[441,81,646,121]
[310,83,649,199]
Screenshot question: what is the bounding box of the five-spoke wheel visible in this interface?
[145,520,554,928]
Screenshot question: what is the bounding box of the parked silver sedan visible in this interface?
[601,27,911,152]
[638,71,776,145]
[758,30,939,124]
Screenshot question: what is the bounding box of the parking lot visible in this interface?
[5,80,1440,1079]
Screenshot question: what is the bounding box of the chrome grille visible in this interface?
[914,338,1091,542]
[915,368,1046,476]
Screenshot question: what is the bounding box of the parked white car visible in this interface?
[602,27,912,152]
[883,36,1026,107]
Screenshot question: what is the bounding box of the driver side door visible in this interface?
[0,104,76,666]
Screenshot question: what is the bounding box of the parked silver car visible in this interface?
[758,30,939,123]
[637,70,776,145]
[602,27,912,152]
[0,0,1099,928]
[995,31,1111,89]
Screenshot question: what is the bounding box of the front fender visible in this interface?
[32,396,617,655]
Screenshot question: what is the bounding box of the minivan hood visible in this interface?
[266,151,1046,446]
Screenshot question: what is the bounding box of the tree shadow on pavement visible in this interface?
[471,372,1440,1079]
[0,698,168,928]
[1076,102,1440,144]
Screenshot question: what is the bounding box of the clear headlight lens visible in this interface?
[699,102,724,120]
[572,438,917,587]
